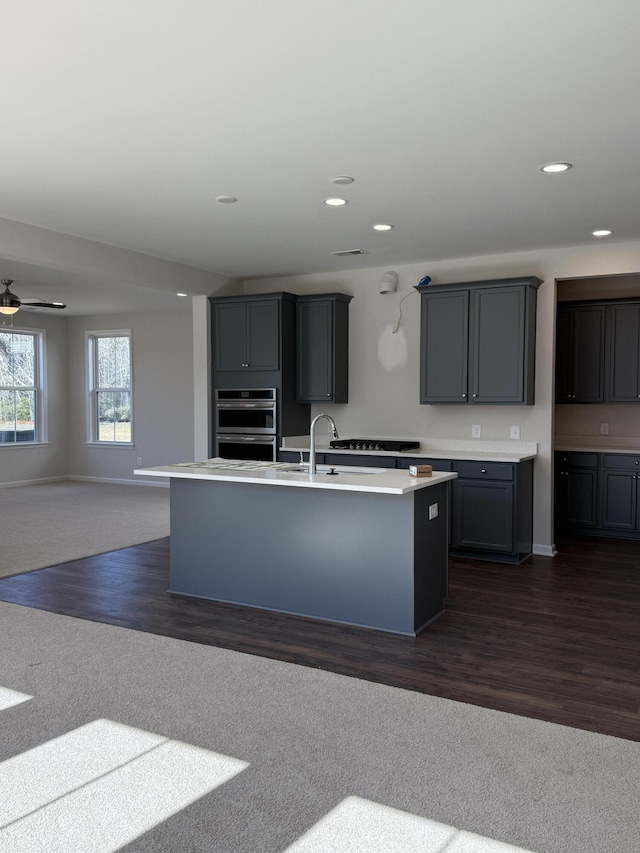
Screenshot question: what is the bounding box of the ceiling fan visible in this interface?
[0,279,66,316]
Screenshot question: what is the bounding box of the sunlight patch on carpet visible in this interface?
[284,796,538,853]
[0,685,32,711]
[0,718,248,852]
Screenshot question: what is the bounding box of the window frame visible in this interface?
[0,326,46,448]
[86,329,134,447]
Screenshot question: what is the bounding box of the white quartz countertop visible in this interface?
[281,437,538,463]
[134,459,457,495]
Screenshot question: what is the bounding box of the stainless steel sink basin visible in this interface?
[283,464,386,475]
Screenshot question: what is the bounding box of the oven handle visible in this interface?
[216,403,274,409]
[217,435,275,443]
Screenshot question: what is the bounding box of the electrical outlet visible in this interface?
[472,424,481,438]
[510,425,520,440]
[428,503,439,520]
[600,422,609,435]
[136,457,142,465]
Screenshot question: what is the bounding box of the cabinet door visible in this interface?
[453,480,514,552]
[297,299,333,400]
[601,470,638,529]
[565,468,598,527]
[215,302,248,370]
[247,300,279,370]
[420,290,469,402]
[608,303,640,402]
[572,305,605,402]
[469,286,526,403]
[555,304,573,403]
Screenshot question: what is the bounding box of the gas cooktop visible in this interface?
[329,439,421,452]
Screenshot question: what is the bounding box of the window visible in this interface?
[0,330,42,444]
[88,331,132,444]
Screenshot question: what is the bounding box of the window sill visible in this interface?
[85,442,135,448]
[0,442,49,449]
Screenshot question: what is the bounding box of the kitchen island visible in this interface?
[135,459,457,636]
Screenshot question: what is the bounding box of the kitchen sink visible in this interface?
[283,464,387,475]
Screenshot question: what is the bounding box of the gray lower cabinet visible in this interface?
[418,277,541,405]
[451,461,514,553]
[296,293,352,403]
[601,454,640,531]
[555,452,640,539]
[555,452,599,529]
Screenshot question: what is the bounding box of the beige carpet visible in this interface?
[2,600,640,852]
[0,481,169,578]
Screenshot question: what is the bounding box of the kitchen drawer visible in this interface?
[602,454,640,469]
[455,461,514,481]
[396,457,453,472]
[556,452,598,468]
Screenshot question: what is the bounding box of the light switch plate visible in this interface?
[510,425,520,440]
[600,422,609,435]
[429,503,438,520]
[472,424,481,438]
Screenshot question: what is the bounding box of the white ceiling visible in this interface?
[2,0,640,311]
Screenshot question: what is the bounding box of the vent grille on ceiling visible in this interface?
[330,249,368,256]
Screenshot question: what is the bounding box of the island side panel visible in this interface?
[168,478,445,635]
[413,482,449,631]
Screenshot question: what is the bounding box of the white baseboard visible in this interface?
[0,475,67,490]
[68,475,169,488]
[532,543,557,557]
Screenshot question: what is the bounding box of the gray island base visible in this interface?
[167,476,451,636]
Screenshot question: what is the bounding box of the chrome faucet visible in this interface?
[309,413,339,474]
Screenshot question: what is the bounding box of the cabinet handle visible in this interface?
[636,462,639,466]
[462,394,466,398]
[472,394,478,398]
[481,469,486,474]
[327,393,331,397]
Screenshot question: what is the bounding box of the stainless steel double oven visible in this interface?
[215,388,277,461]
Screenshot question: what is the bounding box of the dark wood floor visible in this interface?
[1,536,639,742]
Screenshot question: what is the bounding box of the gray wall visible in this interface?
[66,309,195,482]
[0,312,69,487]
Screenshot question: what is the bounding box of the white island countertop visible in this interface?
[134,458,457,495]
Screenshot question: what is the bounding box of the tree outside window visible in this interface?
[90,333,132,443]
[0,331,38,443]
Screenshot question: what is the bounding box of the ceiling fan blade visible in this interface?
[20,301,66,309]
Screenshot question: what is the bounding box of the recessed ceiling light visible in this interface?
[330,176,355,185]
[176,292,188,297]
[540,162,572,174]
[592,229,613,237]
[215,195,237,203]
[323,197,349,206]
[372,223,395,231]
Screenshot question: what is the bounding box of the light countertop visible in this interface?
[134,459,457,495]
[281,437,538,463]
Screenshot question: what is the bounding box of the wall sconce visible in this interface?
[379,270,399,294]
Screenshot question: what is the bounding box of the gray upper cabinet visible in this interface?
[212,297,280,372]
[419,277,541,405]
[296,293,352,403]
[555,303,606,403]
[420,289,469,402]
[555,298,640,404]
[608,303,640,402]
